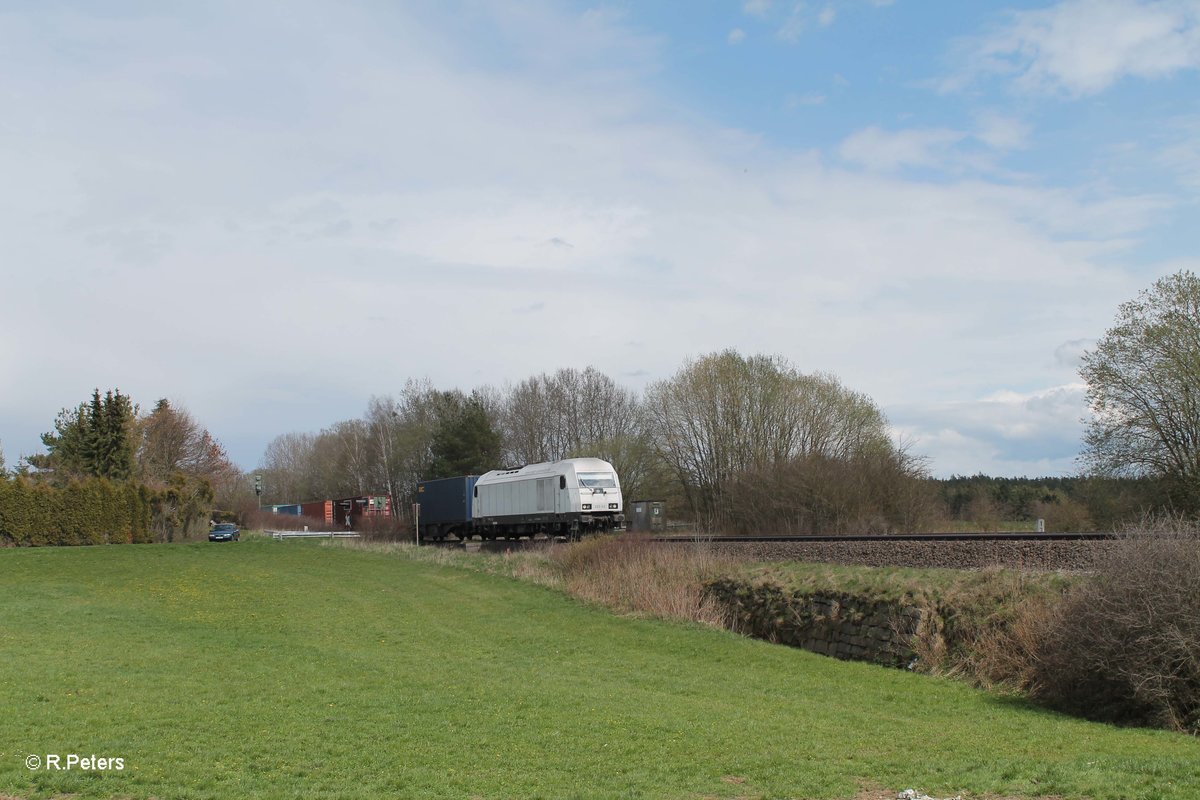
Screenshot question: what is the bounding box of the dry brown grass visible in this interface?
[938,592,1061,691]
[549,535,736,627]
[916,569,1069,691]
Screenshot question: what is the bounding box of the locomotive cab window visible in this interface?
[473,486,478,497]
[559,475,566,490]
[577,472,616,489]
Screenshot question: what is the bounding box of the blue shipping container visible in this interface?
[415,476,478,525]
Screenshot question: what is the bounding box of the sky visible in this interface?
[2,0,1198,478]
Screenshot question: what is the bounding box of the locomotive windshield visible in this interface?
[577,472,617,489]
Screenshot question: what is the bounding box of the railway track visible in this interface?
[652,531,1114,543]
[423,531,1114,549]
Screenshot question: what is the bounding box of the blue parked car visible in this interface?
[209,523,240,542]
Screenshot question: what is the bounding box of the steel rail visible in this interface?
[650,532,1115,543]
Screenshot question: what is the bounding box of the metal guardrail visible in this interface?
[268,530,361,540]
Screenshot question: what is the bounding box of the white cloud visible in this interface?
[747,2,840,43]
[893,384,1089,477]
[728,27,746,45]
[1159,115,1200,187]
[838,126,967,170]
[0,1,1170,478]
[777,5,806,42]
[743,0,772,18]
[1054,339,1094,369]
[974,111,1031,151]
[960,0,1200,95]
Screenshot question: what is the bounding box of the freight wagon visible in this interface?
[415,476,479,541]
[264,496,392,529]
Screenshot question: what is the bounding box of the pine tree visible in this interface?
[32,388,137,481]
[100,389,136,480]
[428,392,502,479]
[82,389,106,476]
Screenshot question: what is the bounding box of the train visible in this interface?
[416,457,624,541]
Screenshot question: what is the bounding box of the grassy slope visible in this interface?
[733,561,1077,605]
[0,539,1196,800]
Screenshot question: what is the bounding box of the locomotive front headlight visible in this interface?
[608,503,618,509]
[582,503,592,510]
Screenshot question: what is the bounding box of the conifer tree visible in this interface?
[428,391,502,479]
[33,388,137,481]
[96,389,136,480]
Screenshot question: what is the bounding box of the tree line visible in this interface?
[256,269,1200,533]
[257,353,932,534]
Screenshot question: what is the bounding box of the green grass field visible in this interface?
[1,539,1198,800]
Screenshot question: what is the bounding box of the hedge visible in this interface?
[0,477,154,546]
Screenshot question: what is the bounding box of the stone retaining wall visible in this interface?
[703,578,931,667]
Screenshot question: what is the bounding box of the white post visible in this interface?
[413,503,421,546]
[1036,518,1045,533]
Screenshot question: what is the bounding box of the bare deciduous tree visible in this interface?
[316,419,376,498]
[259,431,319,504]
[644,350,904,528]
[1081,270,1200,511]
[139,399,237,486]
[502,367,641,461]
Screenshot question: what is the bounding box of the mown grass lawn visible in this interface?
[1,538,1197,800]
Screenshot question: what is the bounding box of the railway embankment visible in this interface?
[692,536,1109,571]
[701,561,1075,677]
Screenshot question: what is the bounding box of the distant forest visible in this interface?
[932,474,1165,532]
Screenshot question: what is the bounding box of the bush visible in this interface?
[148,473,213,542]
[0,476,152,546]
[355,514,411,541]
[1030,516,1200,733]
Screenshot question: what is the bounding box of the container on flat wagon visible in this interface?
[415,476,479,525]
[300,500,334,525]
